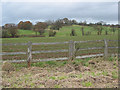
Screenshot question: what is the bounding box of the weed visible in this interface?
[32,62,45,67]
[91,72,95,77]
[102,71,108,76]
[108,57,114,61]
[54,85,61,88]
[49,76,56,80]
[82,81,92,87]
[76,74,82,78]
[58,76,67,80]
[112,71,118,79]
[13,84,18,88]
[30,82,35,87]
[113,66,117,69]
[46,61,56,66]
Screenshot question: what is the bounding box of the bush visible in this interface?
[49,30,56,37]
[2,29,10,38]
[2,61,15,73]
[8,26,18,37]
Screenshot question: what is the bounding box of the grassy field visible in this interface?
[2,57,118,88]
[17,25,118,37]
[18,29,35,35]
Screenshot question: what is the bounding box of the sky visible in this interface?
[1,0,119,25]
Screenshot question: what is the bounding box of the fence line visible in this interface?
[1,53,118,63]
[2,39,119,46]
[1,39,118,67]
[1,47,118,55]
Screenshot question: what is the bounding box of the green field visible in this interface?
[3,25,118,43]
[17,25,118,37]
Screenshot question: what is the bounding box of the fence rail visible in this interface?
[1,39,118,67]
[2,40,119,46]
[1,47,118,55]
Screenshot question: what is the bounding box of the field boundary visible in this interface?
[1,39,118,67]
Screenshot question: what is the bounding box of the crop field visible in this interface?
[2,57,118,88]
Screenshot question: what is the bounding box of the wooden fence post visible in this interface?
[69,40,75,60]
[104,39,108,59]
[27,41,32,68]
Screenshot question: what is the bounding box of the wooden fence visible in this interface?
[1,39,118,67]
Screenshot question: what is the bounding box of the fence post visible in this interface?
[104,39,108,59]
[69,40,75,60]
[27,41,32,68]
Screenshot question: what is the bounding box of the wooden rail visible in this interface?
[1,47,118,55]
[1,53,118,63]
[1,39,118,67]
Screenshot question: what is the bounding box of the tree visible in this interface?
[4,23,18,37]
[70,29,76,36]
[50,19,63,30]
[34,22,48,35]
[63,18,69,25]
[33,25,38,36]
[71,20,78,25]
[45,20,54,25]
[93,25,102,35]
[18,21,33,30]
[2,29,9,38]
[96,21,106,25]
[17,21,23,29]
[110,24,116,35]
[49,30,56,37]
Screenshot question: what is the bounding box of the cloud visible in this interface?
[2,2,118,25]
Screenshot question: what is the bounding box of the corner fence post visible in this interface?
[69,40,75,60]
[27,41,32,68]
[104,39,108,59]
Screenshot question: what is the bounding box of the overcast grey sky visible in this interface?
[2,2,118,25]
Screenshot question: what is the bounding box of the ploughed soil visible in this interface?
[2,57,118,88]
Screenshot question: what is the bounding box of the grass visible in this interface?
[12,60,68,70]
[49,76,56,80]
[17,25,118,37]
[102,71,109,76]
[54,85,61,88]
[112,71,118,79]
[18,29,35,35]
[57,76,68,80]
[82,81,93,87]
[2,34,118,44]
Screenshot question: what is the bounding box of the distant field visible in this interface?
[17,25,118,37]
[2,34,118,44]
[18,29,35,35]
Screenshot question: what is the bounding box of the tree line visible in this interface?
[2,18,119,38]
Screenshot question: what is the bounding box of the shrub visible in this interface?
[49,30,56,37]
[4,24,18,37]
[2,61,15,73]
[2,29,10,38]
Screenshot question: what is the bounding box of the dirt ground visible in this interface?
[2,57,118,88]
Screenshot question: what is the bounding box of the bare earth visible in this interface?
[2,58,118,88]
